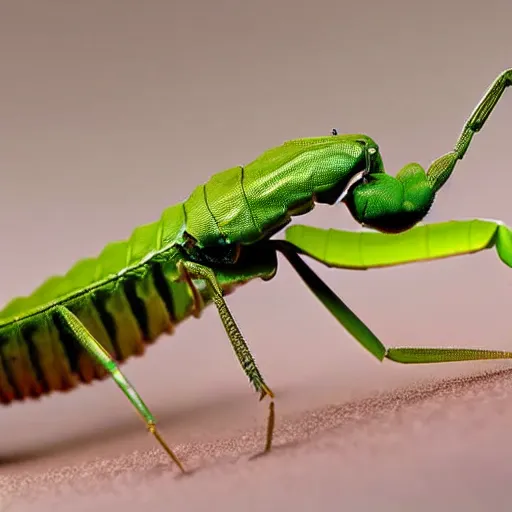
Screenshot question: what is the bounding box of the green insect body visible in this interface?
[184,133,377,246]
[1,69,511,473]
[0,134,372,402]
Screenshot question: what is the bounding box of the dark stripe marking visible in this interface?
[122,273,150,340]
[150,261,177,324]
[92,290,122,362]
[0,335,21,399]
[20,322,49,394]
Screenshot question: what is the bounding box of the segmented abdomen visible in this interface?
[0,152,283,403]
[0,247,200,404]
[0,195,206,404]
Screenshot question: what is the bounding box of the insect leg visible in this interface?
[385,346,512,364]
[424,69,512,193]
[55,306,186,473]
[275,236,512,365]
[285,219,512,271]
[177,260,276,453]
[275,242,386,361]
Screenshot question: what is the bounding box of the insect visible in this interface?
[1,69,511,474]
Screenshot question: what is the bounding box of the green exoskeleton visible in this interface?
[1,69,511,473]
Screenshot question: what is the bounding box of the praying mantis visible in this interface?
[0,68,511,474]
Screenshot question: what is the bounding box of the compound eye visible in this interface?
[363,145,377,175]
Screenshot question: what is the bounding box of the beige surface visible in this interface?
[4,366,512,511]
[1,0,512,510]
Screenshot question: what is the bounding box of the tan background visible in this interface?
[1,0,512,510]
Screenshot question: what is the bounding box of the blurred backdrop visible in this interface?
[0,0,511,471]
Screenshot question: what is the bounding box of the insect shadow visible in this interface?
[2,365,512,474]
[0,386,252,467]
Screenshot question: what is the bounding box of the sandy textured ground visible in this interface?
[2,1,512,511]
[3,362,512,512]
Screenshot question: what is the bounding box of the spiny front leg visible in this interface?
[428,68,512,192]
[345,69,512,233]
[177,259,276,453]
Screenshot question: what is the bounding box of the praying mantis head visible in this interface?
[341,143,437,234]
